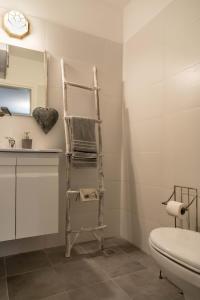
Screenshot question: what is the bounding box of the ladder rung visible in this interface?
[65,152,103,157]
[67,190,79,194]
[81,225,107,232]
[69,225,107,233]
[65,81,99,91]
[65,116,102,123]
[67,189,105,195]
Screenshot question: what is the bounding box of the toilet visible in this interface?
[149,227,200,300]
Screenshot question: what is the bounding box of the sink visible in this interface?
[0,148,62,153]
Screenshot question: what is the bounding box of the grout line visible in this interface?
[3,257,7,278]
[110,278,132,300]
[2,258,9,300]
[61,278,125,298]
[40,291,68,300]
[43,249,54,269]
[6,265,52,279]
[5,277,9,300]
[2,257,9,300]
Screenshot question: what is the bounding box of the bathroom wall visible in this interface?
[0,6,122,256]
[122,0,200,253]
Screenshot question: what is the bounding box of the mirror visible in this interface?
[0,44,47,116]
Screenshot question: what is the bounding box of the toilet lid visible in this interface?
[149,227,200,274]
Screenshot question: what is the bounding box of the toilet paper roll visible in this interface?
[166,201,186,219]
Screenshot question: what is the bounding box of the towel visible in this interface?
[68,117,97,153]
[0,44,8,79]
[67,117,97,168]
[72,151,97,168]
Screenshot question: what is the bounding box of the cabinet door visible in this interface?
[16,158,59,239]
[0,158,16,242]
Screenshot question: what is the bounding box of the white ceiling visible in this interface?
[0,0,125,42]
[103,0,130,8]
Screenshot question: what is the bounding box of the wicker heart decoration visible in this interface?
[32,107,59,134]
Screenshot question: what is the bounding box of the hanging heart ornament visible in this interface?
[32,107,59,134]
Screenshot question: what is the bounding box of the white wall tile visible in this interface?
[123,81,164,122]
[123,0,200,252]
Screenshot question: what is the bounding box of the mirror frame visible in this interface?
[0,44,48,117]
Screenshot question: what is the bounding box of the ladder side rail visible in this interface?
[93,66,104,187]
[61,58,73,258]
[65,156,72,258]
[61,58,69,153]
[65,81,94,91]
[93,66,105,250]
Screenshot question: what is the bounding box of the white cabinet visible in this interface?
[16,158,59,238]
[0,158,16,242]
[0,152,60,242]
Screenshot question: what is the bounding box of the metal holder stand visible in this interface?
[159,185,198,283]
[162,185,198,232]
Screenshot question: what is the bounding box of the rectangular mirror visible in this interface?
[0,44,47,116]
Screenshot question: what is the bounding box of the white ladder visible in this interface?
[61,59,107,257]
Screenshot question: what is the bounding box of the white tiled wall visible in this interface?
[122,0,200,253]
[0,8,122,256]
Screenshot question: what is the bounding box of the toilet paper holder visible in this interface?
[162,185,198,232]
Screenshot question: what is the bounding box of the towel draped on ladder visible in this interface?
[67,117,97,168]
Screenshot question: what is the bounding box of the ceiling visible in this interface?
[103,0,130,8]
[0,0,125,42]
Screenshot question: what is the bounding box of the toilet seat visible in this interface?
[149,227,200,274]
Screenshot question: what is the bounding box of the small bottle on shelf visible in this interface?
[22,131,32,149]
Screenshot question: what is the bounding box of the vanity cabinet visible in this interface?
[0,158,16,241]
[0,151,60,242]
[16,157,59,239]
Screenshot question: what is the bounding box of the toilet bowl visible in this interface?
[149,227,200,300]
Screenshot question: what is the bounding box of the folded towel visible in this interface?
[72,151,97,168]
[72,152,97,159]
[67,117,97,168]
[68,117,97,153]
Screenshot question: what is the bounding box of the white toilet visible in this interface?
[149,227,200,300]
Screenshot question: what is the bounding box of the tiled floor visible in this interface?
[0,238,184,300]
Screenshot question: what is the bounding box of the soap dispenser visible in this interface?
[22,132,32,149]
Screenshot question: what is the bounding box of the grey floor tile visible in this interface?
[2,237,185,300]
[105,237,138,253]
[6,250,50,276]
[0,258,5,278]
[77,240,103,255]
[77,238,135,257]
[79,240,125,259]
[45,245,83,265]
[115,268,158,293]
[114,269,183,300]
[54,258,109,292]
[91,250,146,278]
[7,267,65,300]
[126,248,160,272]
[0,278,8,300]
[66,280,131,300]
[78,238,135,256]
